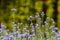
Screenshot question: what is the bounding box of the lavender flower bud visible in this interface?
[35,12,40,18]
[29,34,32,37]
[30,16,33,19]
[1,23,6,29]
[44,21,48,26]
[22,34,26,37]
[54,27,58,31]
[35,24,38,28]
[12,22,16,26]
[18,34,21,38]
[32,29,35,32]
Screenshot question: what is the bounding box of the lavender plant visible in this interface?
[0,12,60,40]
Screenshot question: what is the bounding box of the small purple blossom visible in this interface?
[35,12,40,18]
[30,16,33,19]
[32,29,35,32]
[44,21,48,26]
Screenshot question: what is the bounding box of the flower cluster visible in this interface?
[0,12,60,40]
